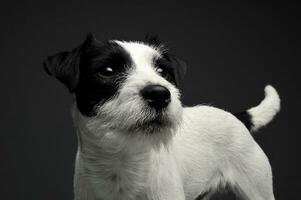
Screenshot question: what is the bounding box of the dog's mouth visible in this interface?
[128,112,173,133]
[88,91,182,135]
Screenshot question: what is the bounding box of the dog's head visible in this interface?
[44,34,186,137]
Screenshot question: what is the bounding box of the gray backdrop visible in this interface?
[0,1,299,199]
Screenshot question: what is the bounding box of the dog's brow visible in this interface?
[114,41,161,63]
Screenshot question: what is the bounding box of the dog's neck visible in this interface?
[72,108,173,200]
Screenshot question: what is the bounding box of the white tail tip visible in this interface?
[248,85,281,132]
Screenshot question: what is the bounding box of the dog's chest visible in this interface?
[74,140,151,200]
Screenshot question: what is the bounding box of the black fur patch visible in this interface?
[76,39,132,116]
[234,111,253,130]
[153,56,177,85]
[43,47,81,92]
[152,55,186,89]
[44,34,132,116]
[166,54,187,88]
[195,184,244,200]
[195,191,209,200]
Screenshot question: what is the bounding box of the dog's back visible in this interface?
[173,86,280,199]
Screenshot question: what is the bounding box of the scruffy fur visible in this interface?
[44,36,280,200]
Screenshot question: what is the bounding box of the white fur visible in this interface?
[248,85,280,132]
[72,41,279,200]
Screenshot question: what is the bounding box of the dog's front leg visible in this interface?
[147,148,185,200]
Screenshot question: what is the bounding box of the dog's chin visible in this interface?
[79,103,183,147]
[127,111,175,134]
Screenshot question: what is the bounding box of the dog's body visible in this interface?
[44,35,280,200]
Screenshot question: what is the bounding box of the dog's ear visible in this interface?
[81,32,98,50]
[169,54,187,88]
[43,48,80,92]
[43,33,97,92]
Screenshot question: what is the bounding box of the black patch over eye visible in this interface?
[90,48,129,79]
[154,58,175,83]
[76,40,132,116]
[155,65,168,77]
[97,66,116,77]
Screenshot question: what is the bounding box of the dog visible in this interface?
[43,34,280,200]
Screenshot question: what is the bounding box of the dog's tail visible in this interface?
[234,85,280,133]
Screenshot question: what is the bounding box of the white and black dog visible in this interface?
[43,34,280,200]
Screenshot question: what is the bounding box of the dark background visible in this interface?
[0,1,300,199]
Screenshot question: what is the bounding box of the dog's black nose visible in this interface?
[140,85,171,110]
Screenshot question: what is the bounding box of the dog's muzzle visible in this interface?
[140,84,171,110]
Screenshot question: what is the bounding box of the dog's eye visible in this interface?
[97,66,115,77]
[156,67,163,73]
[155,66,168,78]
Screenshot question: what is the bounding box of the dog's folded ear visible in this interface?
[43,48,81,93]
[43,33,97,92]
